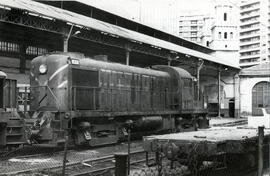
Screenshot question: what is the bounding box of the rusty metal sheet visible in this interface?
[0,0,240,69]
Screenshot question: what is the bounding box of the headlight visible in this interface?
[39,64,47,74]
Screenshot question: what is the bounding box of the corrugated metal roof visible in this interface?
[0,0,240,69]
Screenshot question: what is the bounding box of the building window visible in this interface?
[218,32,221,39]
[26,46,48,55]
[0,41,19,53]
[191,26,197,30]
[191,32,197,36]
[224,32,227,39]
[191,37,197,42]
[230,32,233,39]
[224,13,227,21]
[191,20,197,24]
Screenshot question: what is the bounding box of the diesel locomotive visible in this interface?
[30,52,208,146]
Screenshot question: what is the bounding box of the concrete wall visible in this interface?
[240,76,270,116]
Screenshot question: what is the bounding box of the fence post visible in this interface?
[125,120,133,175]
[115,152,128,176]
[258,126,264,176]
[62,135,69,176]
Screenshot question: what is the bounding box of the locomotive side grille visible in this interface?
[71,68,100,110]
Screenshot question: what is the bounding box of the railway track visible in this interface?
[0,144,73,160]
[0,141,144,175]
[41,149,153,176]
[1,120,256,176]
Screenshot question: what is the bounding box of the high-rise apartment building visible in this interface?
[179,14,209,44]
[239,0,269,67]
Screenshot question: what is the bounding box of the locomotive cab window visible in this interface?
[72,68,99,87]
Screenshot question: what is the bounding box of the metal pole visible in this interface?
[62,135,68,176]
[258,126,264,176]
[126,50,130,66]
[197,59,203,101]
[127,122,132,175]
[63,25,74,52]
[24,86,27,113]
[218,70,221,118]
[63,37,68,52]
[168,58,171,66]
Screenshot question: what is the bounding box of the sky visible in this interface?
[177,0,240,14]
[77,0,240,19]
[76,0,240,34]
[177,0,215,14]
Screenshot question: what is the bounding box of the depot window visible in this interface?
[224,13,227,21]
[224,32,227,39]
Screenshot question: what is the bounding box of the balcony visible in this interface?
[240,13,260,21]
[240,18,260,26]
[240,53,260,60]
[240,40,260,47]
[239,47,260,53]
[239,32,260,40]
[240,25,260,33]
[240,7,260,15]
[239,60,260,67]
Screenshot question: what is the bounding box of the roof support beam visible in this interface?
[19,43,27,73]
[218,69,221,118]
[125,43,131,66]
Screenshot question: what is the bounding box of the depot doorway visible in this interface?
[229,98,235,118]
